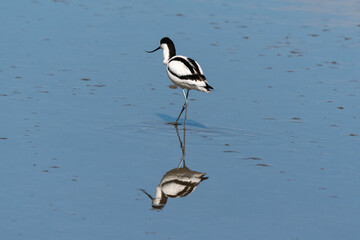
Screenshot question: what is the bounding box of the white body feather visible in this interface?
[166,55,211,93]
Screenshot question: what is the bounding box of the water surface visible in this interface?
[1,0,359,239]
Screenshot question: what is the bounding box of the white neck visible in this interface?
[161,43,170,65]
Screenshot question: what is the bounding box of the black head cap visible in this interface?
[160,37,176,58]
[160,37,173,45]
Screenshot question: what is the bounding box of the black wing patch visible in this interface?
[168,57,206,81]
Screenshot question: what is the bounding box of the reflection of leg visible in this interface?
[175,124,186,168]
[175,89,190,125]
[184,98,188,129]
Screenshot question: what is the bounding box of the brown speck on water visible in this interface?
[224,143,230,146]
[15,76,22,79]
[292,117,301,120]
[71,179,78,181]
[349,133,358,136]
[93,84,106,87]
[344,37,351,40]
[49,166,59,168]
[81,78,90,81]
[175,13,184,17]
[256,163,271,167]
[263,117,276,120]
[309,34,319,37]
[42,170,49,172]
[223,150,238,153]
[0,137,8,140]
[248,157,262,160]
[337,106,344,109]
[326,61,338,65]
[243,36,249,39]
[168,84,177,89]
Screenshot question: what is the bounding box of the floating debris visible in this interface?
[255,163,271,167]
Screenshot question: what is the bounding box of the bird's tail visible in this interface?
[204,82,213,93]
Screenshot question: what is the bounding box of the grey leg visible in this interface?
[174,89,190,125]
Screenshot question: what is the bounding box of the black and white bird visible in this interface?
[139,125,208,209]
[146,37,213,126]
[139,166,208,209]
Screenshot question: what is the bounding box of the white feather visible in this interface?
[167,56,194,77]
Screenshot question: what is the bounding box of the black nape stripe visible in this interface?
[161,37,176,58]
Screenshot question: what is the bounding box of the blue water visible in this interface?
[1,0,359,239]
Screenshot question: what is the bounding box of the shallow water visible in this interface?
[1,0,359,239]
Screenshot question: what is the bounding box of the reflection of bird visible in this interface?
[146,37,213,126]
[139,125,208,209]
[140,167,208,209]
